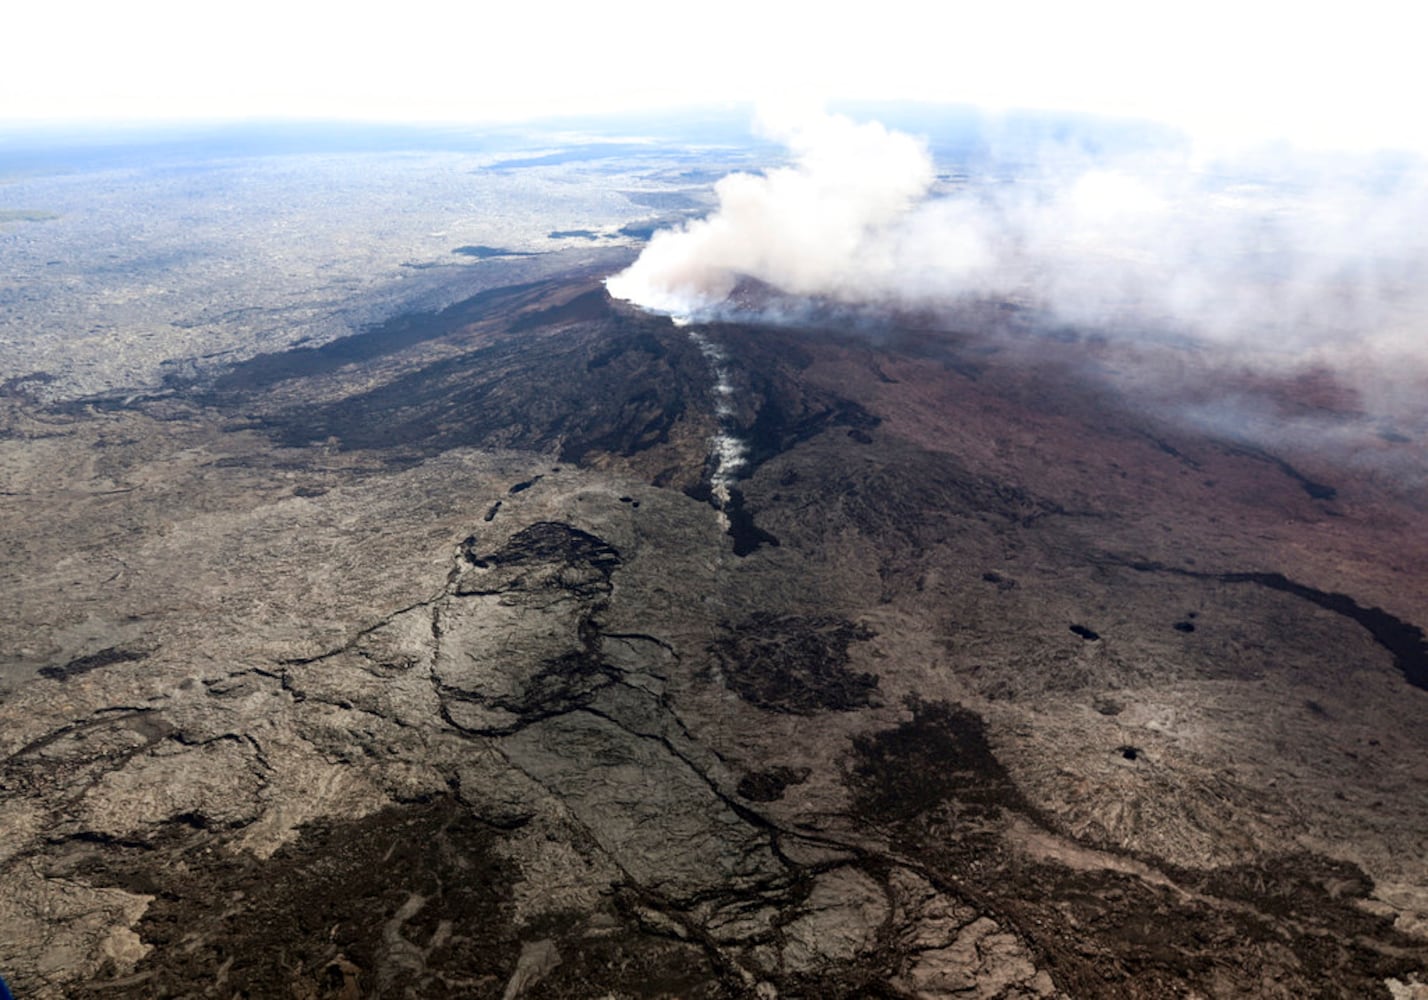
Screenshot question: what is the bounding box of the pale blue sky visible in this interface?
[4,0,1422,153]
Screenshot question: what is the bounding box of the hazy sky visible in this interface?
[4,0,1422,153]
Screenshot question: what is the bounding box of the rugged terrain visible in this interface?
[2,269,1428,998]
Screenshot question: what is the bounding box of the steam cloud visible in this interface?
[607,109,1428,403]
[607,111,935,313]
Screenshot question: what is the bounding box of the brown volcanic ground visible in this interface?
[2,269,1428,998]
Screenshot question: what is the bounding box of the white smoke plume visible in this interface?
[605,110,936,313]
[606,108,1428,394]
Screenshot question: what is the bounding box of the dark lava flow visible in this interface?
[1232,446,1338,501]
[207,281,550,392]
[39,647,149,683]
[111,271,880,562]
[1124,560,1428,690]
[724,487,781,557]
[683,321,882,558]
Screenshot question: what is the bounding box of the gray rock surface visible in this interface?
[1,274,1426,997]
